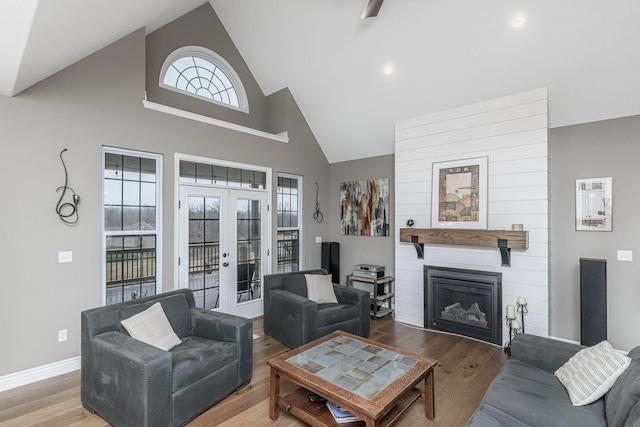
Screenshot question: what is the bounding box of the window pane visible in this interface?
[140,182,155,206]
[105,206,122,231]
[123,207,140,230]
[164,66,180,86]
[141,207,156,230]
[228,168,242,187]
[104,179,122,205]
[105,153,122,179]
[189,197,204,220]
[213,166,227,185]
[123,156,140,181]
[122,181,140,206]
[140,158,156,182]
[196,163,213,184]
[204,220,219,243]
[205,198,219,219]
[180,161,196,183]
[189,220,204,244]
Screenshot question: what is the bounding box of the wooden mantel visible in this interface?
[399,228,528,266]
[399,228,528,248]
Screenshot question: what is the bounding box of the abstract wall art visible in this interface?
[340,177,389,236]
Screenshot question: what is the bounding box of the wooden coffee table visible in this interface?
[268,331,436,426]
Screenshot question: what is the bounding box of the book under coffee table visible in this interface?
[267,331,437,427]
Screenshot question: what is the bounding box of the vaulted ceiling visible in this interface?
[2,1,639,163]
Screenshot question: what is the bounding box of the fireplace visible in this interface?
[424,266,502,345]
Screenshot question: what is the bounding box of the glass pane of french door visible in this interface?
[187,195,220,309]
[236,198,262,303]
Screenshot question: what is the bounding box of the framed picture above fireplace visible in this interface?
[431,157,488,229]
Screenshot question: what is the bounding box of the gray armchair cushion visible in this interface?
[171,336,238,392]
[317,303,359,327]
[116,293,194,338]
[606,346,640,427]
[283,274,309,297]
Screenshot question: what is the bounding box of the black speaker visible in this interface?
[580,258,607,346]
[321,242,340,284]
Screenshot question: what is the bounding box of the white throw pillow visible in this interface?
[305,274,339,304]
[120,302,182,351]
[554,340,631,406]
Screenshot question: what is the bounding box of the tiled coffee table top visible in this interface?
[286,335,419,400]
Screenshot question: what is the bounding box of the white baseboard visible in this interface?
[0,356,81,393]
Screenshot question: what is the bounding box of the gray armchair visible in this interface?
[81,289,252,427]
[263,269,370,348]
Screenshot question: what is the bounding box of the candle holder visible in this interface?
[517,299,528,334]
[504,315,516,355]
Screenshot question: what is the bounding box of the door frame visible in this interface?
[174,153,272,317]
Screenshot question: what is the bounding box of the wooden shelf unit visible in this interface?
[346,275,395,318]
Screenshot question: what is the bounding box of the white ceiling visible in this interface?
[2,1,640,163]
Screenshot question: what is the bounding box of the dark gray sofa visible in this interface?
[81,289,252,427]
[466,334,640,427]
[263,269,370,348]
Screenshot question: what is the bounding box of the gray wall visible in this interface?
[328,155,394,285]
[550,115,640,351]
[145,3,268,132]
[0,13,329,376]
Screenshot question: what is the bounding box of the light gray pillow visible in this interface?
[120,302,182,351]
[305,274,338,304]
[555,340,631,406]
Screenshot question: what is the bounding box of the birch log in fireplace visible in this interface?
[424,266,502,345]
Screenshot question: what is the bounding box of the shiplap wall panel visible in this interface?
[394,88,550,343]
[396,88,548,130]
[395,100,548,142]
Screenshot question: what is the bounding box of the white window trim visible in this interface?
[173,153,272,289]
[101,147,163,306]
[159,46,249,114]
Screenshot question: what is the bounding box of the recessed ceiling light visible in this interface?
[383,64,394,75]
[511,15,526,29]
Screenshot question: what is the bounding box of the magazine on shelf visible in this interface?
[326,401,362,423]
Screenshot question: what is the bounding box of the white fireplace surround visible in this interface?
[394,88,550,344]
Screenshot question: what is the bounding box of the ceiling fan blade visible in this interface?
[361,0,384,19]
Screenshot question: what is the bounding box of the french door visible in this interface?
[178,185,269,318]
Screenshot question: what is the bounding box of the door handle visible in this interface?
[223,262,229,267]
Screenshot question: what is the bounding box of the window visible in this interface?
[160,46,248,112]
[102,148,162,305]
[277,174,302,273]
[179,160,265,189]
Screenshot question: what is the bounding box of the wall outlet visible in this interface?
[315,236,322,243]
[58,329,67,342]
[617,250,633,262]
[58,251,72,263]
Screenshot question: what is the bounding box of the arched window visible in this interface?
[160,46,248,112]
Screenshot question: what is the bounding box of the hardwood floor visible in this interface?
[0,317,508,426]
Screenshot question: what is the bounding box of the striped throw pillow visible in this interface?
[555,340,631,406]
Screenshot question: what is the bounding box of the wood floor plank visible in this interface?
[0,317,507,426]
